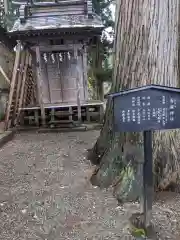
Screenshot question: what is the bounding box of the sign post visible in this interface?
[143,130,153,227]
[110,84,180,228]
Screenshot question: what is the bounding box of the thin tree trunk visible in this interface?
[89,0,180,202]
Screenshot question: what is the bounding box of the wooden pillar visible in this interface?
[35,46,46,126]
[69,106,73,122]
[82,45,88,101]
[74,47,81,122]
[5,41,21,130]
[15,51,30,126]
[12,50,26,124]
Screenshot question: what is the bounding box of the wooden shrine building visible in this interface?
[5,0,104,129]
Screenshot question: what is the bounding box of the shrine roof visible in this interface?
[9,13,103,33]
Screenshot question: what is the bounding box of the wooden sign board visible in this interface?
[110,85,180,132]
[109,84,180,228]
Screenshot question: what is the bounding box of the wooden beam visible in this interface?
[12,0,84,6]
[0,65,10,84]
[4,41,21,130]
[32,44,83,53]
[35,46,46,126]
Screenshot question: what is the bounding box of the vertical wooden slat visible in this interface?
[4,41,21,130]
[44,53,51,103]
[82,46,88,101]
[31,51,38,105]
[40,52,51,103]
[47,52,63,103]
[74,47,81,122]
[23,54,32,107]
[36,46,46,126]
[57,52,64,102]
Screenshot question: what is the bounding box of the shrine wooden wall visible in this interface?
[35,42,88,105]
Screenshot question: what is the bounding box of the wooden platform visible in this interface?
[19,100,104,128]
[20,100,104,110]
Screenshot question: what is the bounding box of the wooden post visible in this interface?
[5,41,21,130]
[13,50,26,124]
[15,51,29,125]
[74,47,81,123]
[35,46,46,126]
[69,106,73,122]
[82,46,88,101]
[51,108,55,123]
[4,0,8,14]
[99,104,104,123]
[34,110,39,126]
[143,130,153,228]
[86,106,90,122]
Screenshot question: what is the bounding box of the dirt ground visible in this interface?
[0,131,179,240]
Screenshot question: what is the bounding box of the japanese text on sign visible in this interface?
[120,95,177,126]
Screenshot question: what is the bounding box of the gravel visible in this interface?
[0,131,179,239]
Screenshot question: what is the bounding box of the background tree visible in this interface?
[89,0,180,202]
[88,0,114,100]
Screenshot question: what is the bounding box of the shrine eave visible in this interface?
[10,14,103,31]
[7,26,103,40]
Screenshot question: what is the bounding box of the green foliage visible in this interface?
[92,0,114,28]
[93,68,112,82]
[131,226,146,238]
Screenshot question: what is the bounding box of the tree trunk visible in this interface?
[89,0,180,202]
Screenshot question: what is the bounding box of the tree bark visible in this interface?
[89,0,180,202]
